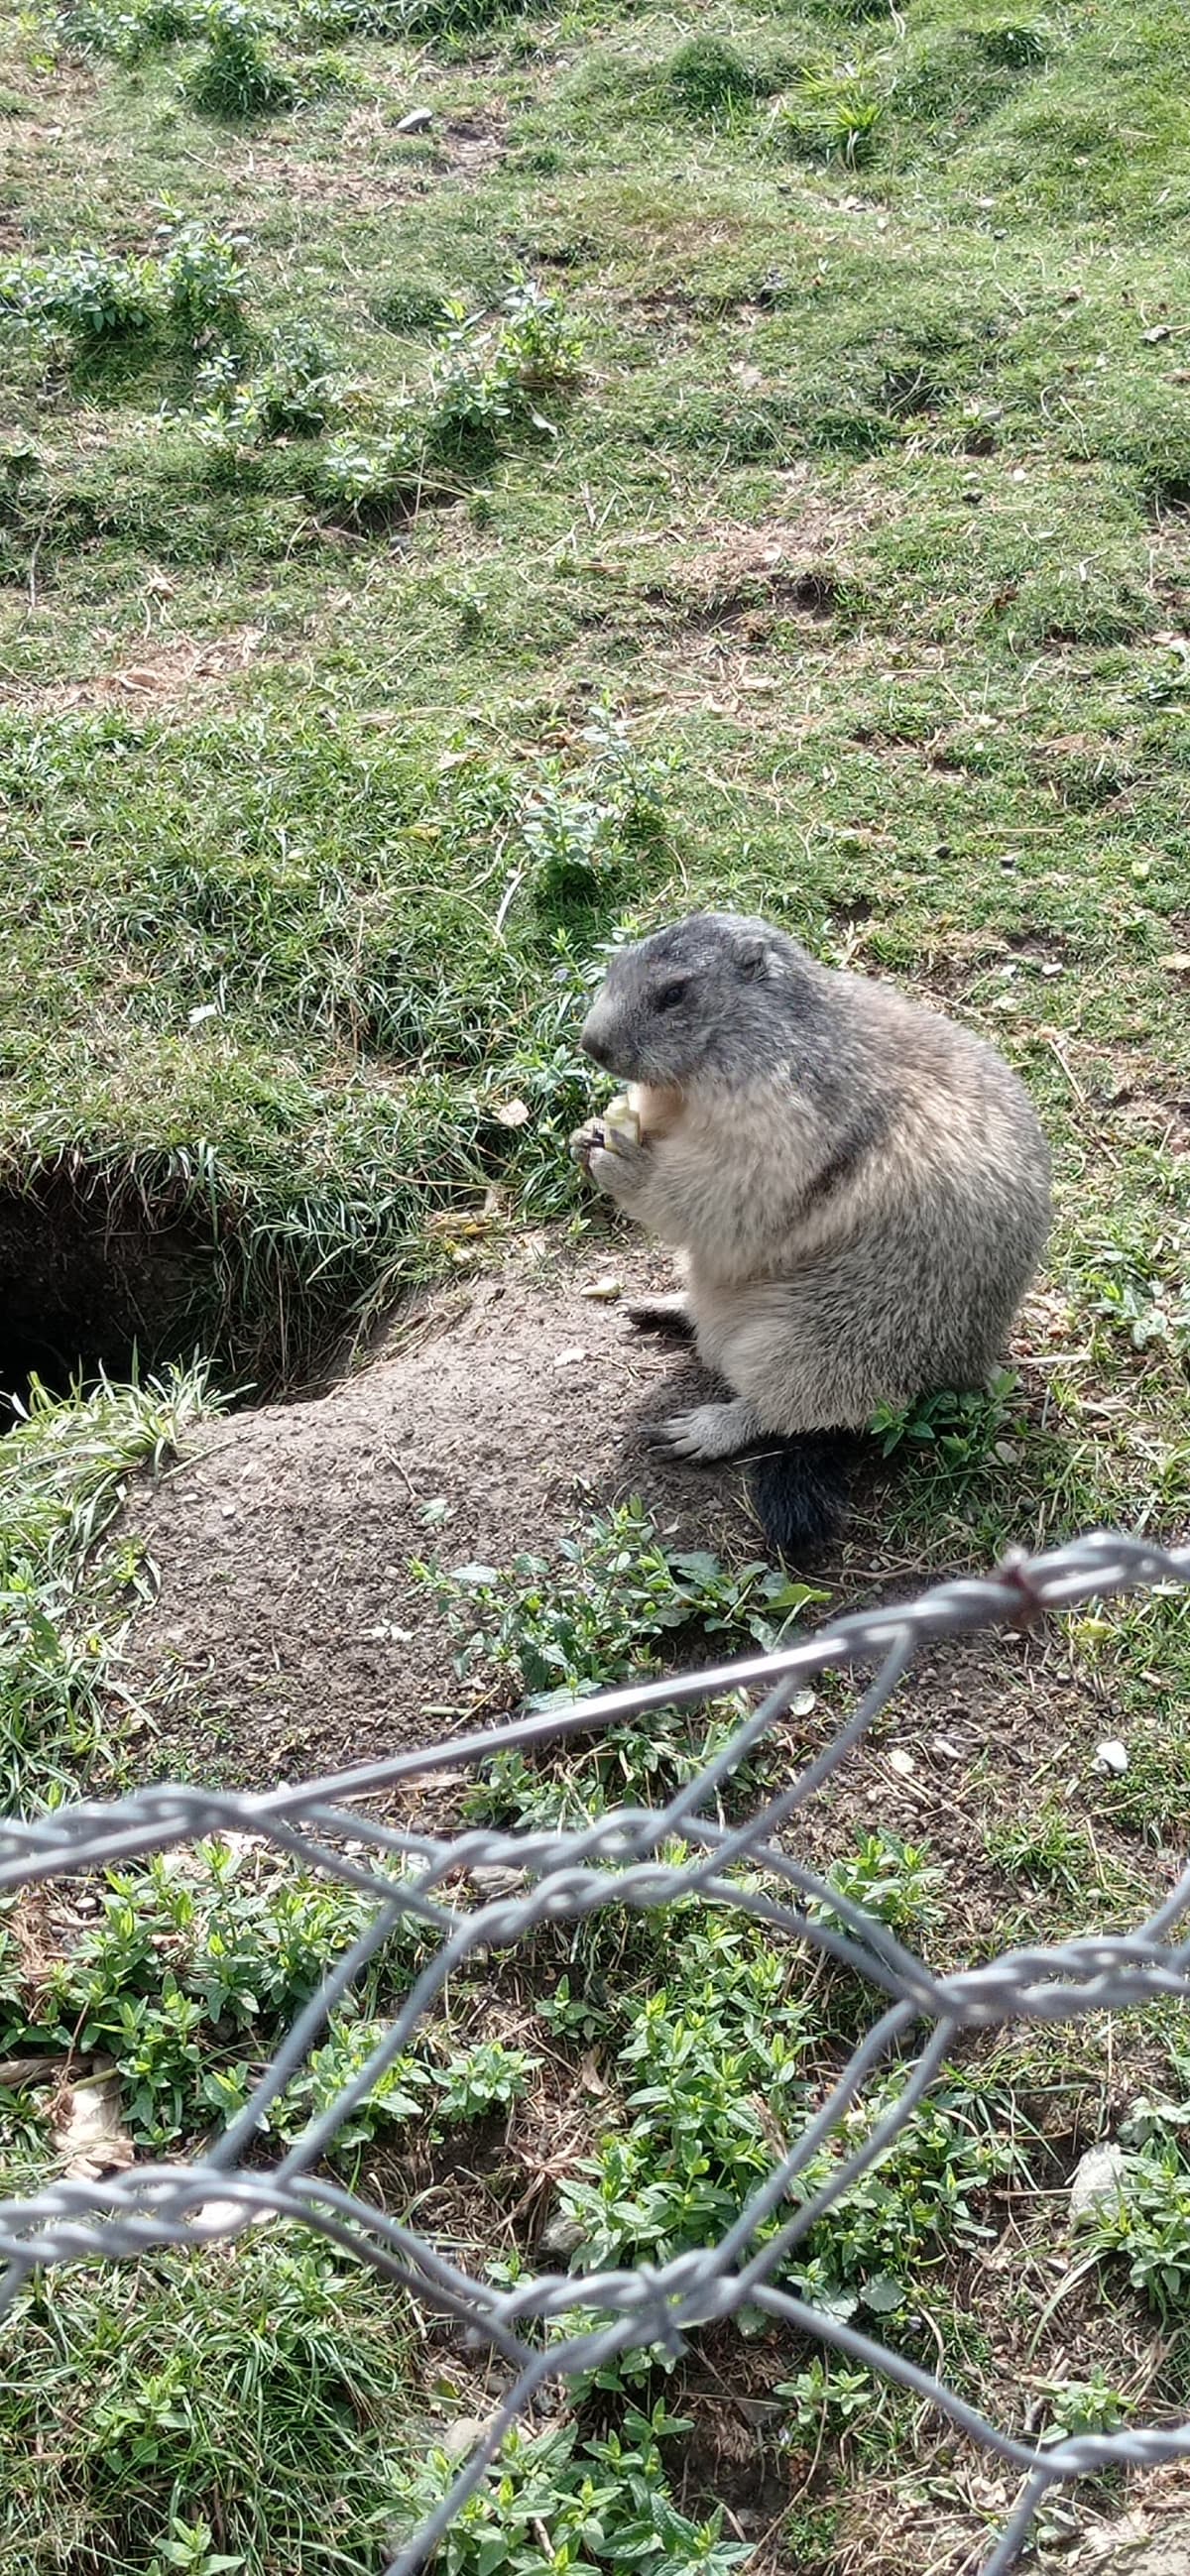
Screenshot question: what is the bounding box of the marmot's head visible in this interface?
[580,910,810,1085]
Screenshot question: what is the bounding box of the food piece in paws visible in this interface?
[602,1092,641,1148]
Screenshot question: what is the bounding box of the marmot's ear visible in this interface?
[737,935,768,980]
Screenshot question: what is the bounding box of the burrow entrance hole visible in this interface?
[0,1170,210,1421]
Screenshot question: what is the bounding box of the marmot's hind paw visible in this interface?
[648,1398,757,1463]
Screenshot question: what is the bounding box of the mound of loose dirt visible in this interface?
[122,1237,768,1786]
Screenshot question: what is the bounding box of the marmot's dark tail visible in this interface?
[747,1434,855,1560]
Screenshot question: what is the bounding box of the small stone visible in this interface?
[786,1689,817,1718]
[1070,2141,1127,2223]
[541,2209,586,2258]
[395,106,433,133]
[553,1346,587,1367]
[887,1747,916,1778]
[1094,1739,1129,1775]
[440,2415,492,2461]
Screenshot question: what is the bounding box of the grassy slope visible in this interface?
[0,0,1188,1402]
[2,1,1190,2570]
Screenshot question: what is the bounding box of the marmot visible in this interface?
[570,909,1051,1556]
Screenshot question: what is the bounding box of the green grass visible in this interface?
[0,0,1185,1415]
[0,1366,215,1803]
[0,2235,420,2574]
[2,0,1190,2567]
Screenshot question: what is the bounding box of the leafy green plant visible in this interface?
[775,2357,883,2439]
[1088,2146,1190,2318]
[419,1497,825,1705]
[793,2074,1023,2317]
[312,424,422,516]
[1036,2367,1133,2445]
[0,251,161,338]
[7,1842,412,2146]
[493,282,584,401]
[253,322,340,434]
[870,1368,1021,1463]
[54,0,199,56]
[187,1,295,116]
[820,1830,944,1939]
[557,1918,812,2267]
[162,222,247,341]
[465,1694,766,1832]
[434,2037,538,2120]
[1081,1229,1190,1365]
[390,2405,749,2576]
[147,2517,246,2576]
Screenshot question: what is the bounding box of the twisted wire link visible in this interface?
[2,1529,1189,2574]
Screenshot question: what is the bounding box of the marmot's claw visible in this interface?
[649,1403,747,1463]
[569,1119,605,1166]
[648,1409,712,1461]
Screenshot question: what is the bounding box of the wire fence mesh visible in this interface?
[3,1528,1190,2575]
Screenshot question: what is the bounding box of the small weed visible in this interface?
[1036,2367,1133,2444]
[147,2516,247,2575]
[434,2036,537,2120]
[390,2406,749,2576]
[1088,2147,1190,2319]
[465,1694,766,1831]
[418,1496,825,1705]
[3,1841,409,2145]
[665,35,755,118]
[779,66,887,166]
[986,1806,1098,1899]
[557,1917,812,2267]
[1079,1228,1190,1368]
[794,2074,1023,2318]
[0,250,160,338]
[775,2357,885,2441]
[54,0,198,55]
[187,1,295,116]
[161,222,248,343]
[254,323,341,435]
[820,1830,944,1940]
[870,1369,1021,1463]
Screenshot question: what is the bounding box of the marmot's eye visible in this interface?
[654,978,689,1011]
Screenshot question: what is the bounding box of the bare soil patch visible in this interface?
[122,1236,761,1785]
[117,1237,1150,1946]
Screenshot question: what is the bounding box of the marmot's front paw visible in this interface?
[569,1116,605,1168]
[587,1137,649,1202]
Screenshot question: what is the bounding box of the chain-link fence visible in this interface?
[3,1529,1190,2574]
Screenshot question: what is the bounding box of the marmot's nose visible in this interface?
[580,1013,613,1068]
